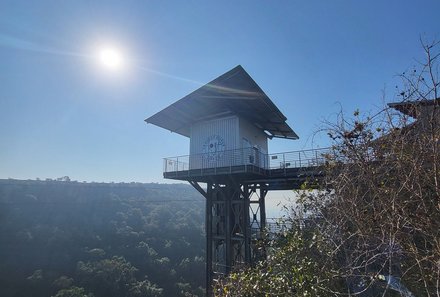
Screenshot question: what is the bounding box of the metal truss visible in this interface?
[190,180,268,296]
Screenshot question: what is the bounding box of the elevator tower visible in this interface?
[146,66,323,295]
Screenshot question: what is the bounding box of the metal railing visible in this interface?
[163,147,331,173]
[267,148,330,170]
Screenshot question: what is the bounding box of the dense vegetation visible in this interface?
[216,40,439,296]
[0,179,205,297]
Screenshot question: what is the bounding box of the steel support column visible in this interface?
[191,181,268,296]
[259,188,267,231]
[205,182,213,296]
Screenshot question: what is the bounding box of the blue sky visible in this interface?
[0,0,439,183]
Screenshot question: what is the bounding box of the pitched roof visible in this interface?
[388,98,440,118]
[145,65,299,140]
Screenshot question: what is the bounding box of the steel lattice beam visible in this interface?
[196,180,269,296]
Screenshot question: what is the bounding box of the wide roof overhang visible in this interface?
[145,65,299,140]
[388,98,440,118]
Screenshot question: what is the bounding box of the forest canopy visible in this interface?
[0,179,206,297]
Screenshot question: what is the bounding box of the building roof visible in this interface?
[388,98,440,118]
[145,65,299,140]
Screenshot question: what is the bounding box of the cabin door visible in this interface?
[242,138,253,165]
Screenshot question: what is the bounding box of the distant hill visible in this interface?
[0,179,205,297]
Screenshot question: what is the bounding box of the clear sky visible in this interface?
[1,0,439,183]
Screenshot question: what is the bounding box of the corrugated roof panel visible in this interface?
[145,65,298,140]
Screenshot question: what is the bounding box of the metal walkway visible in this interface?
[163,147,330,190]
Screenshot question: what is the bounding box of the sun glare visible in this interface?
[98,47,124,71]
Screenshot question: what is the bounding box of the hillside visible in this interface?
[0,179,205,297]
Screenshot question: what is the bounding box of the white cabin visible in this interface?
[189,115,269,169]
[146,65,298,171]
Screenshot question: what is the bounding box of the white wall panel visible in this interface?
[189,116,239,169]
[188,116,269,169]
[239,118,269,167]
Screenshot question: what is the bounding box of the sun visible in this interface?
[97,46,124,71]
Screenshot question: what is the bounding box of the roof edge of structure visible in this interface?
[388,98,440,118]
[145,65,299,140]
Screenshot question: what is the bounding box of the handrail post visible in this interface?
[230,149,232,174]
[283,153,286,176]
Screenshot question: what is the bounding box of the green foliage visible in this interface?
[0,180,205,297]
[52,276,74,289]
[214,227,334,296]
[77,256,138,297]
[128,279,163,297]
[27,270,44,283]
[52,286,94,297]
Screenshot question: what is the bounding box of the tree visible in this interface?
[52,286,94,297]
[316,39,439,296]
[213,225,334,296]
[216,39,439,296]
[127,279,163,297]
[76,256,138,297]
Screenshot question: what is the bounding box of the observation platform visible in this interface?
[163,147,330,190]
